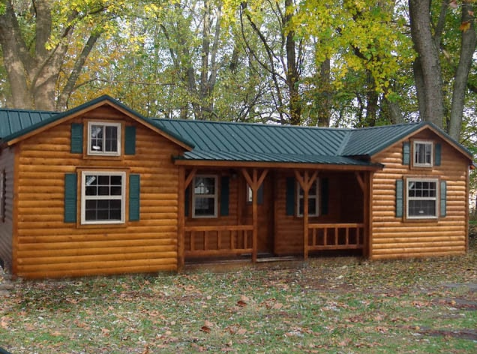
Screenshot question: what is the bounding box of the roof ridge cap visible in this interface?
[154,118,351,131]
[337,131,352,156]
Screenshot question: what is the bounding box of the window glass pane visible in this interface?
[407,180,437,218]
[297,180,319,216]
[409,200,436,217]
[195,177,215,195]
[415,143,432,165]
[111,175,122,185]
[105,126,118,152]
[308,197,317,215]
[194,197,215,216]
[90,125,104,152]
[83,173,124,222]
[247,186,253,202]
[89,124,119,154]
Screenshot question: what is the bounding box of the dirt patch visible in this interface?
[432,297,477,310]
[418,328,477,341]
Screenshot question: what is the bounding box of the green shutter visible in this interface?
[402,142,410,165]
[220,176,230,216]
[64,173,77,223]
[434,143,442,166]
[257,185,264,205]
[396,179,404,218]
[286,177,295,216]
[129,174,140,221]
[321,178,329,215]
[125,126,136,155]
[440,180,447,217]
[71,124,83,154]
[185,186,190,217]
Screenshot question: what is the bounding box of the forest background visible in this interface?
[0,0,476,202]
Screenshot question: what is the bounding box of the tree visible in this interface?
[0,0,126,110]
[409,0,477,140]
[293,0,414,127]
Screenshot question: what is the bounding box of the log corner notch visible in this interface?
[241,168,268,262]
[178,167,197,271]
[294,170,318,260]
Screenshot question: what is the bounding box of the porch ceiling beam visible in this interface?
[174,159,383,171]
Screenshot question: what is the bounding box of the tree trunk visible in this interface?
[0,0,103,111]
[409,0,445,128]
[285,0,301,125]
[0,1,32,108]
[449,1,477,140]
[318,58,331,127]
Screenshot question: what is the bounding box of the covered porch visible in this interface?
[176,162,379,269]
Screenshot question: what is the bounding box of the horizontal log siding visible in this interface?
[0,147,15,273]
[15,108,183,278]
[370,133,469,259]
[184,170,240,254]
[274,172,363,255]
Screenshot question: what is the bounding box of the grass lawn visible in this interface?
[1,239,476,353]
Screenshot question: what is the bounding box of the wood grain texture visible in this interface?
[370,131,469,259]
[14,108,184,278]
[0,147,15,273]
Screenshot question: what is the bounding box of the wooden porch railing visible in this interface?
[184,225,254,257]
[308,223,364,251]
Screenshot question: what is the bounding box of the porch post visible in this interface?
[295,170,318,260]
[355,171,370,257]
[178,168,196,271]
[242,168,268,263]
[366,171,374,258]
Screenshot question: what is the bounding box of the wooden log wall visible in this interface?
[184,170,241,253]
[274,172,364,255]
[370,130,469,259]
[0,146,15,273]
[14,106,184,278]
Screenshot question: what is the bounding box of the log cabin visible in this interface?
[0,96,473,279]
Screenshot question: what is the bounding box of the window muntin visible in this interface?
[413,141,433,167]
[407,179,438,219]
[192,175,217,218]
[87,122,121,156]
[297,179,319,217]
[81,171,126,224]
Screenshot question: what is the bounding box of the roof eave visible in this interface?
[173,157,384,171]
[1,95,195,151]
[368,122,474,162]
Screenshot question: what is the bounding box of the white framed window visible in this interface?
[87,122,121,156]
[413,141,433,167]
[192,175,217,218]
[81,171,126,224]
[406,178,438,219]
[297,179,319,217]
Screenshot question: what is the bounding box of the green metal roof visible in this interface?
[0,109,57,139]
[0,96,472,167]
[0,96,194,148]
